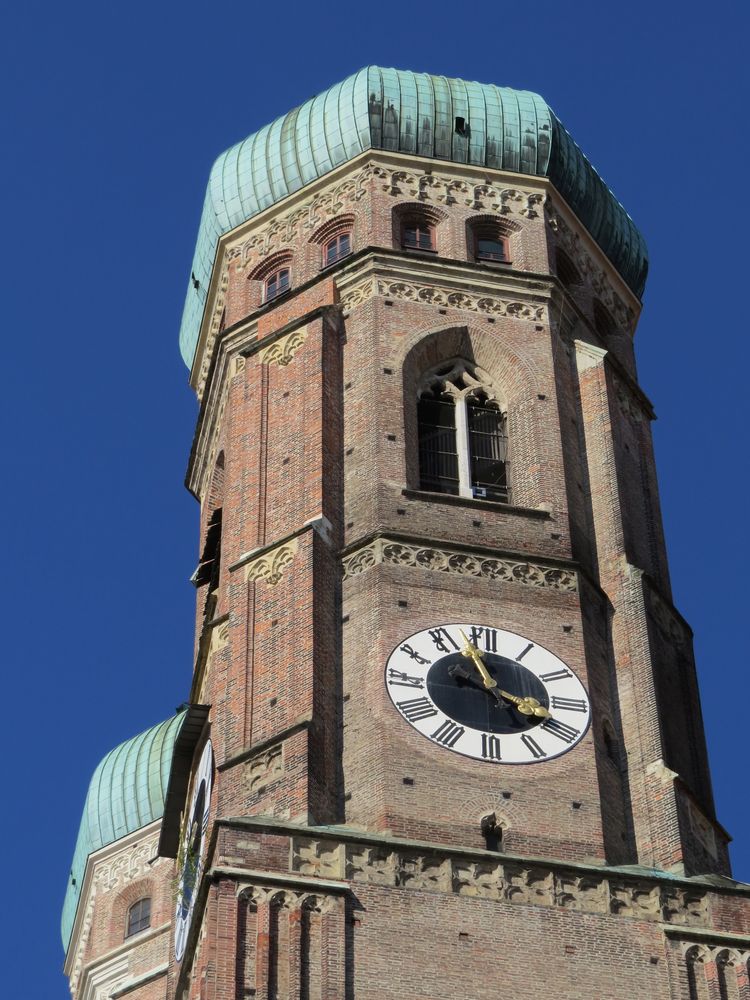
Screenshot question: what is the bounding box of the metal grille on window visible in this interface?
[467,396,508,501]
[126,897,151,938]
[418,397,459,495]
[417,360,509,504]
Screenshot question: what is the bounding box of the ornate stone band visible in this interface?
[342,538,578,592]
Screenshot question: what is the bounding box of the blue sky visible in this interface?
[3,2,747,995]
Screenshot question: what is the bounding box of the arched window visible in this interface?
[126,897,151,938]
[264,267,290,302]
[323,232,351,267]
[471,221,509,263]
[401,215,436,252]
[417,361,509,503]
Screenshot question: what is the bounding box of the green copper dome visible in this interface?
[61,711,186,954]
[178,66,648,368]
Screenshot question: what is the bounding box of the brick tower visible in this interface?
[62,68,750,1000]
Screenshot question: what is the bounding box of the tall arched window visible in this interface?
[417,361,509,502]
[401,214,436,252]
[126,897,151,938]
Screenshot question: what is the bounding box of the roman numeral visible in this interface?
[481,733,502,760]
[430,719,465,748]
[428,628,460,653]
[397,697,438,723]
[399,643,430,665]
[388,668,424,689]
[539,668,573,683]
[515,642,534,662]
[470,626,498,653]
[542,719,580,744]
[521,733,546,759]
[550,696,587,713]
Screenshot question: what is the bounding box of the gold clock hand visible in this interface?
[495,689,551,718]
[459,629,497,689]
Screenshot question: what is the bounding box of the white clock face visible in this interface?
[385,624,590,765]
[174,739,213,962]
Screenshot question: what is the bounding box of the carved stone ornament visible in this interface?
[244,539,298,587]
[339,277,544,322]
[237,883,338,914]
[545,201,635,333]
[257,325,308,367]
[646,584,690,650]
[289,835,711,928]
[342,538,578,592]
[244,744,284,796]
[69,836,161,993]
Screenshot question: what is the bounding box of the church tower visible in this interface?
[63,68,750,1000]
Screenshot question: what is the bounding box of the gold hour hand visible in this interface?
[496,689,551,718]
[459,630,496,689]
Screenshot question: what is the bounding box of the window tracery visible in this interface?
[417,360,508,503]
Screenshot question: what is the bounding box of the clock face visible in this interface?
[174,739,213,962]
[385,624,590,765]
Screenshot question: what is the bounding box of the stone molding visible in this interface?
[289,834,708,927]
[339,275,545,321]
[257,324,308,367]
[243,538,299,587]
[342,537,578,592]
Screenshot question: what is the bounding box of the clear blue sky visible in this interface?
[3,2,747,995]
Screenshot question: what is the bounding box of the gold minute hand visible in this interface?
[459,630,496,689]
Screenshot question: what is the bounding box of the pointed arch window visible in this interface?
[417,361,509,503]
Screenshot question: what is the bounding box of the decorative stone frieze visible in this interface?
[339,276,545,321]
[289,834,710,926]
[342,538,578,592]
[93,837,159,892]
[257,325,308,367]
[236,883,338,913]
[243,539,299,587]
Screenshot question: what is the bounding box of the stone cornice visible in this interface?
[214,817,750,937]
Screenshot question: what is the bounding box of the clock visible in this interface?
[385,624,590,765]
[174,739,213,962]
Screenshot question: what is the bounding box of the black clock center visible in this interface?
[426,652,548,734]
